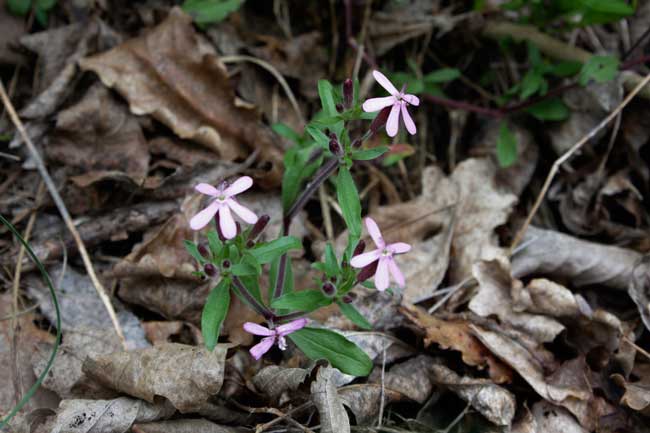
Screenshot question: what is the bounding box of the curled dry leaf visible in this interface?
[401,304,513,384]
[612,364,650,416]
[79,7,284,186]
[43,397,174,433]
[133,419,245,433]
[142,321,185,346]
[252,365,312,400]
[310,366,350,433]
[512,401,588,433]
[430,363,516,426]
[374,355,436,404]
[631,255,650,332]
[83,343,228,413]
[339,384,404,426]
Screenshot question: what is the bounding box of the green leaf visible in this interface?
[182,0,242,25]
[207,230,221,258]
[184,240,206,264]
[305,124,331,149]
[525,98,570,121]
[318,80,337,116]
[289,327,373,376]
[549,60,582,77]
[337,301,372,330]
[272,123,302,143]
[351,146,389,161]
[496,123,518,168]
[423,68,461,83]
[230,262,258,277]
[201,279,230,351]
[250,236,302,264]
[282,144,322,212]
[324,243,339,278]
[7,0,31,16]
[336,167,362,239]
[271,290,332,312]
[579,55,620,86]
[519,70,546,100]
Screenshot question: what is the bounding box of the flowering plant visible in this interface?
[184,71,417,376]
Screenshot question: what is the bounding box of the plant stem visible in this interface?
[275,311,307,323]
[231,276,273,319]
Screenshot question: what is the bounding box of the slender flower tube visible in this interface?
[362,70,420,137]
[350,217,411,291]
[190,176,258,238]
[243,318,308,360]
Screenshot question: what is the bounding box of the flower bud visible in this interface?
[351,138,362,149]
[343,78,353,108]
[215,223,226,242]
[342,292,357,304]
[336,103,344,113]
[235,222,241,236]
[204,263,217,277]
[352,240,366,257]
[248,214,270,241]
[246,239,255,249]
[369,106,391,134]
[198,243,210,258]
[322,282,336,297]
[329,137,342,156]
[356,261,378,283]
[222,259,231,269]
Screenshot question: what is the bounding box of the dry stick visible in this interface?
[255,401,314,433]
[0,81,127,349]
[509,72,650,253]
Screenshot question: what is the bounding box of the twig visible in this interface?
[255,402,314,433]
[0,81,127,349]
[623,335,650,362]
[509,72,650,252]
[220,55,305,126]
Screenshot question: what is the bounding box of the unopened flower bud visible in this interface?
[356,261,378,283]
[198,243,210,258]
[369,106,391,134]
[329,137,342,156]
[248,214,270,241]
[352,240,366,257]
[246,239,255,248]
[204,263,217,277]
[351,138,362,148]
[322,282,336,297]
[343,78,353,108]
[215,223,226,242]
[222,259,231,269]
[336,103,344,113]
[342,292,357,303]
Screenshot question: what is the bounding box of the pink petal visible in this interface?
[225,199,258,224]
[385,103,400,137]
[401,103,416,135]
[195,183,219,196]
[388,242,411,254]
[249,336,276,360]
[362,96,396,113]
[402,94,420,106]
[374,258,390,291]
[350,250,381,268]
[387,258,405,288]
[190,201,221,231]
[218,205,237,239]
[243,322,274,336]
[365,217,385,249]
[372,70,399,96]
[224,176,253,197]
[276,318,308,336]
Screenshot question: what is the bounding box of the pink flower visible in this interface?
[362,70,420,137]
[350,217,411,291]
[190,176,258,238]
[243,318,308,360]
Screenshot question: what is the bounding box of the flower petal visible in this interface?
[243,322,274,336]
[276,318,308,336]
[374,258,390,291]
[189,201,220,231]
[372,70,399,96]
[401,103,416,135]
[388,242,411,254]
[362,96,395,113]
[226,199,259,224]
[249,336,276,360]
[387,258,405,288]
[350,250,380,268]
[195,183,219,196]
[386,103,400,137]
[365,217,385,248]
[218,205,237,239]
[223,176,253,197]
[402,94,420,106]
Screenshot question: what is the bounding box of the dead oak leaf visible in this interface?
[79,7,284,186]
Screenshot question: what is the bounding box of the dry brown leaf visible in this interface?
[142,321,185,345]
[430,363,516,426]
[374,355,435,404]
[0,0,26,65]
[512,401,588,433]
[339,384,404,425]
[83,343,228,413]
[133,419,245,433]
[612,364,650,416]
[47,84,150,184]
[401,304,513,384]
[79,8,284,186]
[311,366,350,433]
[631,255,650,332]
[252,365,311,400]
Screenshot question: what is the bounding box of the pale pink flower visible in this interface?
[362,70,420,137]
[350,217,411,291]
[243,318,308,360]
[190,176,258,238]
